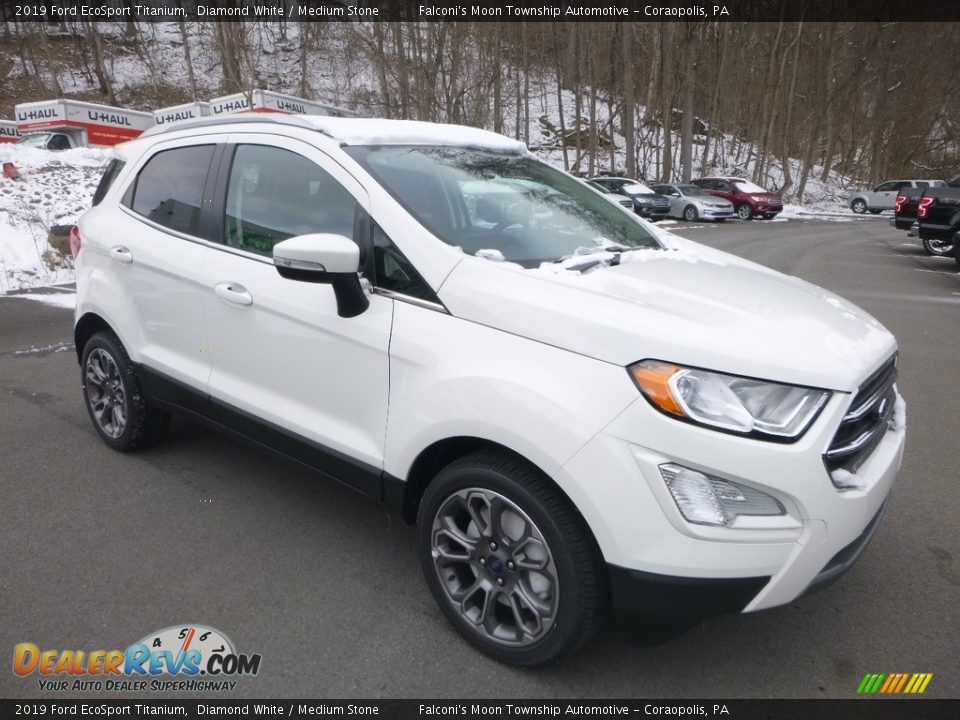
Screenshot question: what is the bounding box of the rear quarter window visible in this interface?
[91,159,125,207]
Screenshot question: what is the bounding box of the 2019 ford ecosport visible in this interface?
[74,114,905,666]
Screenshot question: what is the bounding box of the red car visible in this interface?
[691,177,783,220]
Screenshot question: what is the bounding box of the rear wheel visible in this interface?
[682,205,699,222]
[922,237,955,257]
[417,450,606,666]
[851,199,867,214]
[81,331,169,451]
[737,203,753,221]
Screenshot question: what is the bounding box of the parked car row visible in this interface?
[587,175,783,222]
[889,175,960,266]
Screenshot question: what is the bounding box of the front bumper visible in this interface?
[637,204,671,218]
[557,382,905,624]
[702,207,734,219]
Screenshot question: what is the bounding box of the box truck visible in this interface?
[153,101,211,127]
[0,120,20,143]
[208,89,354,118]
[14,99,154,148]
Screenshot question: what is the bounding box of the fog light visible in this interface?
[659,464,785,527]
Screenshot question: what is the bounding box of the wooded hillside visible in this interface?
[3,20,959,194]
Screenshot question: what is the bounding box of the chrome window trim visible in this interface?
[373,287,448,313]
[118,205,448,313]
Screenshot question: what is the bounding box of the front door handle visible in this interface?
[214,282,253,306]
[109,246,133,264]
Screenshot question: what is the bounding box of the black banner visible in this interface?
[4,0,960,23]
[1,699,958,719]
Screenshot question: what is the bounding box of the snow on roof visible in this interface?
[297,116,527,153]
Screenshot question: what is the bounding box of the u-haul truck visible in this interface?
[209,89,354,118]
[14,99,154,148]
[0,120,20,143]
[154,101,211,127]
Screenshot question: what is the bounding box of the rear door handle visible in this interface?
[109,246,133,264]
[214,282,253,306]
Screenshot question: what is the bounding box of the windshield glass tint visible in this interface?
[346,146,660,267]
[677,185,708,196]
[733,180,768,194]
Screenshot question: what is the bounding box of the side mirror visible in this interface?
[272,233,369,318]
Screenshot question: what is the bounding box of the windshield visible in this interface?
[733,180,769,194]
[677,185,709,196]
[17,134,50,148]
[347,146,661,267]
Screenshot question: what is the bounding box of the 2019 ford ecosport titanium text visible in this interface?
[74,115,905,666]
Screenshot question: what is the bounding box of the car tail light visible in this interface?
[69,226,82,258]
[917,197,936,218]
[894,195,906,213]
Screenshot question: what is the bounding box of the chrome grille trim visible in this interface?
[824,355,898,476]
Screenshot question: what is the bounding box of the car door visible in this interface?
[108,138,224,393]
[708,180,734,203]
[201,135,392,494]
[869,181,899,209]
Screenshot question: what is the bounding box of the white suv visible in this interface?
[74,115,905,666]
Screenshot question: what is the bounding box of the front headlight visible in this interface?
[628,360,830,440]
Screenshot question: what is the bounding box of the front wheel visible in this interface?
[417,450,606,666]
[922,237,955,257]
[81,331,169,451]
[683,205,699,222]
[737,203,753,221]
[851,199,867,214]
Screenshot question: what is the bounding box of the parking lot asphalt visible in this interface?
[1,216,958,699]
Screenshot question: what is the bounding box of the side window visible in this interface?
[48,134,70,151]
[92,159,126,206]
[224,144,357,256]
[372,224,437,303]
[126,145,214,235]
[874,181,896,192]
[916,181,929,189]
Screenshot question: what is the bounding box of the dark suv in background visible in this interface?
[588,177,671,221]
[692,176,783,220]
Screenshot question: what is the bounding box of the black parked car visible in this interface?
[588,177,671,220]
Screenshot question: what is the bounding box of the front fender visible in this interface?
[383,301,636,486]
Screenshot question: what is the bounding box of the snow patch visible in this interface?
[830,468,867,491]
[6,291,77,310]
[891,392,907,432]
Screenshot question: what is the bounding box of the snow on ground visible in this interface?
[0,145,111,292]
[6,291,77,309]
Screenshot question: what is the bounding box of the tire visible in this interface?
[869,209,882,215]
[736,203,753,221]
[81,331,170,451]
[683,205,699,222]
[850,198,867,214]
[417,449,606,666]
[922,237,955,257]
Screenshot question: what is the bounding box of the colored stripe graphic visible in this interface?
[858,672,933,694]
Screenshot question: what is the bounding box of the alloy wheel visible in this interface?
[84,348,127,439]
[430,488,559,647]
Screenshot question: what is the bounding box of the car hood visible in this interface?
[439,237,895,391]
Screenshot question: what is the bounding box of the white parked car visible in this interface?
[650,182,735,222]
[74,115,905,666]
[848,179,943,214]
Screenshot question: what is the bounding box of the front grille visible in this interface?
[824,355,898,476]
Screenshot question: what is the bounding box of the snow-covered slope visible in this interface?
[0,145,112,292]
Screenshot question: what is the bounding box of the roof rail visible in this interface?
[140,113,322,139]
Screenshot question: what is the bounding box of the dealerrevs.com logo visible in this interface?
[13,624,261,692]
